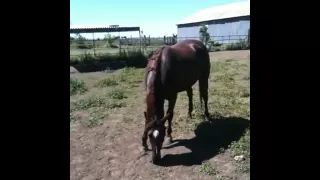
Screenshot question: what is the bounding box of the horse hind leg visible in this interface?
[186,87,193,118]
[198,72,210,120]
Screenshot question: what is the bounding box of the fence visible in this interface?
[178,34,248,44]
[70,35,249,57]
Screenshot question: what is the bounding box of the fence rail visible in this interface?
[70,35,249,57]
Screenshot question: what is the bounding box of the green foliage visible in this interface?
[225,39,250,51]
[72,33,93,49]
[108,89,127,100]
[70,78,87,95]
[70,49,148,68]
[199,162,219,176]
[95,77,119,87]
[230,128,250,157]
[117,67,144,84]
[104,34,117,47]
[72,96,106,111]
[224,31,250,51]
[82,107,108,127]
[172,34,177,44]
[106,101,126,109]
[199,24,211,45]
[70,36,75,44]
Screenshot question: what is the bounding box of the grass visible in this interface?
[198,161,220,176]
[70,51,250,179]
[230,128,250,157]
[108,89,127,99]
[70,78,87,95]
[83,107,108,127]
[95,76,119,87]
[71,96,106,111]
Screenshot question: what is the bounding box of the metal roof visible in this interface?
[177,1,250,25]
[70,26,140,34]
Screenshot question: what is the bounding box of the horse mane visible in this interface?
[144,46,166,120]
[144,46,166,90]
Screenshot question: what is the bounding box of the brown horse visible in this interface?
[141,39,211,164]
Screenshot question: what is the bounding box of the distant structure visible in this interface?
[176,1,250,43]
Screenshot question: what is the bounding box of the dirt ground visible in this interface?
[70,50,250,180]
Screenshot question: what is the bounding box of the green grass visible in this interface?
[198,161,220,176]
[108,89,127,100]
[106,100,127,109]
[117,67,144,83]
[95,76,119,87]
[70,113,79,122]
[70,78,87,96]
[82,107,108,128]
[71,96,106,111]
[230,129,250,157]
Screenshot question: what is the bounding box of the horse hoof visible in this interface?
[151,155,160,164]
[139,146,148,155]
[164,137,173,146]
[203,115,210,122]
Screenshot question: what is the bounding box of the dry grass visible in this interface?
[70,50,250,180]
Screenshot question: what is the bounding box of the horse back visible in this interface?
[159,40,210,93]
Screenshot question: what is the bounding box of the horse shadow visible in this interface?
[158,116,250,167]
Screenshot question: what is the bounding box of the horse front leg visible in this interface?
[186,87,193,118]
[140,119,149,154]
[164,94,177,146]
[140,130,148,154]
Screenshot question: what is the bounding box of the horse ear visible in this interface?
[144,111,147,119]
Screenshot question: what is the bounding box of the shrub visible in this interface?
[225,39,250,51]
[70,49,148,68]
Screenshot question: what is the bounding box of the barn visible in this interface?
[176,1,250,44]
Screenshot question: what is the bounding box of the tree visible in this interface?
[75,34,87,49]
[103,34,116,47]
[70,36,75,44]
[199,24,210,45]
[172,34,177,44]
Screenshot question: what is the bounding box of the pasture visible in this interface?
[70,50,250,180]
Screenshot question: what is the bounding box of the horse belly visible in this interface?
[168,65,201,93]
[175,75,199,92]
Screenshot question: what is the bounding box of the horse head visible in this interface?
[143,112,170,163]
[142,46,168,163]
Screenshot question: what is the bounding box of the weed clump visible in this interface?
[95,77,118,87]
[70,78,87,96]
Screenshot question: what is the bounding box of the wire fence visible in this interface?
[70,35,249,57]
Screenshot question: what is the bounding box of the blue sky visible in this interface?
[70,0,246,39]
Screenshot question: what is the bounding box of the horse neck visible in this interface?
[145,47,166,120]
[146,71,165,120]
